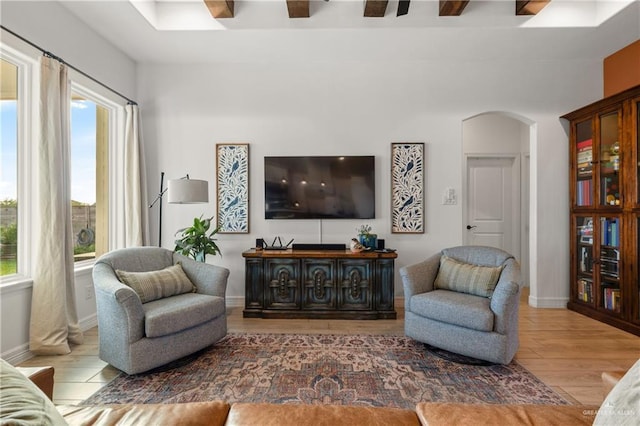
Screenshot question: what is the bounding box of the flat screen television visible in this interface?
[265,156,375,219]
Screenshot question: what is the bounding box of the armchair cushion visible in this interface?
[116,262,195,303]
[434,255,504,298]
[143,293,226,338]
[411,290,494,332]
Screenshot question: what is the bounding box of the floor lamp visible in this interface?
[148,172,209,246]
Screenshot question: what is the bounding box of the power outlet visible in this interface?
[85,285,94,300]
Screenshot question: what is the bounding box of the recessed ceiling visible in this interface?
[52,0,639,63]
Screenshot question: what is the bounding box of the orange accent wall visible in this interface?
[604,39,640,97]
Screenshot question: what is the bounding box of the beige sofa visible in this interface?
[6,358,639,426]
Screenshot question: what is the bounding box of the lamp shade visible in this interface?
[168,178,209,204]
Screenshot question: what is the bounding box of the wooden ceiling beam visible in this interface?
[516,0,550,15]
[204,0,234,19]
[286,0,310,18]
[364,0,389,17]
[439,0,470,16]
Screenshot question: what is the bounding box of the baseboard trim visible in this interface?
[528,295,568,309]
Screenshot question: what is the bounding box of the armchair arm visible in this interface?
[175,253,230,299]
[93,262,145,343]
[400,253,441,302]
[490,258,522,335]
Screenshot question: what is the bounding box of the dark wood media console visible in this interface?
[242,248,398,319]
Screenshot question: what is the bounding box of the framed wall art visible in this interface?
[216,143,249,233]
[391,142,425,234]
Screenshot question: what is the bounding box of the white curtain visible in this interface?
[30,56,83,355]
[124,104,149,247]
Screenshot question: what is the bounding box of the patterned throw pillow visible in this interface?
[434,255,504,298]
[115,262,196,303]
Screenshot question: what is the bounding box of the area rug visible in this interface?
[83,333,567,409]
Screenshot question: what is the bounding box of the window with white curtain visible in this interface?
[0,41,120,282]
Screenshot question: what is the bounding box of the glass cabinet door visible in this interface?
[600,216,621,313]
[576,120,593,207]
[576,216,594,304]
[599,111,621,207]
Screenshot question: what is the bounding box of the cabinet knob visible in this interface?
[466,225,477,230]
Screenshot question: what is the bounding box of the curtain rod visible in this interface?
[1,25,137,106]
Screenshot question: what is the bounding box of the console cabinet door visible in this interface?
[337,259,373,310]
[302,259,337,310]
[375,258,395,311]
[244,258,264,310]
[265,259,300,310]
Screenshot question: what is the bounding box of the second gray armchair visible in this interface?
[401,245,522,365]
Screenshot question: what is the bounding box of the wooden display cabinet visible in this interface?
[563,84,640,336]
[242,248,397,319]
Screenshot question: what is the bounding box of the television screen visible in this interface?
[265,156,375,219]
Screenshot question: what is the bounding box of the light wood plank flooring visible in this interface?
[18,288,640,406]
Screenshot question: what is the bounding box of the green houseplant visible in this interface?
[174,216,221,262]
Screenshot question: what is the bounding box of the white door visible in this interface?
[465,156,521,259]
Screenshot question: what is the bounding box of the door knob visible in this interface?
[466,225,477,230]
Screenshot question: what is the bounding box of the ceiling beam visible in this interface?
[439,0,470,16]
[515,0,550,15]
[286,0,310,18]
[364,0,389,17]
[204,0,234,19]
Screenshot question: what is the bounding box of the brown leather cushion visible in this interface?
[416,402,598,426]
[57,401,230,426]
[17,366,55,400]
[226,403,420,426]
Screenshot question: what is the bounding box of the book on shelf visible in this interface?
[577,179,592,206]
[601,218,620,247]
[577,278,593,303]
[580,246,592,272]
[603,287,621,312]
[577,139,593,151]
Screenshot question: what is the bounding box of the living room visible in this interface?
[1,0,639,423]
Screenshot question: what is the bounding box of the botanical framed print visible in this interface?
[216,143,249,233]
[391,142,424,234]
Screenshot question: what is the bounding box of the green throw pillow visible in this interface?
[116,262,196,303]
[434,255,504,298]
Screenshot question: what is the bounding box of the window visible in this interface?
[70,90,110,262]
[0,59,19,276]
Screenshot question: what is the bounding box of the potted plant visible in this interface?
[174,216,221,262]
[356,224,377,250]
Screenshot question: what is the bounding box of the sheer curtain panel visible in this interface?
[29,56,83,355]
[124,104,149,247]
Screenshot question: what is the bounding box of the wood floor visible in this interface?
[18,288,640,407]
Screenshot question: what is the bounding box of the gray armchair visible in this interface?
[401,245,522,365]
[92,247,229,374]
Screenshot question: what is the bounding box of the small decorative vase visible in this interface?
[359,234,378,250]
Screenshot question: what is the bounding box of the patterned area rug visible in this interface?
[83,333,567,409]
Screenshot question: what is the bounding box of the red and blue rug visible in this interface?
[83,333,567,408]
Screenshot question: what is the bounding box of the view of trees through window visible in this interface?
[71,95,106,263]
[0,59,18,276]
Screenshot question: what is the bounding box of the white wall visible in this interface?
[0,1,137,362]
[138,56,594,307]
